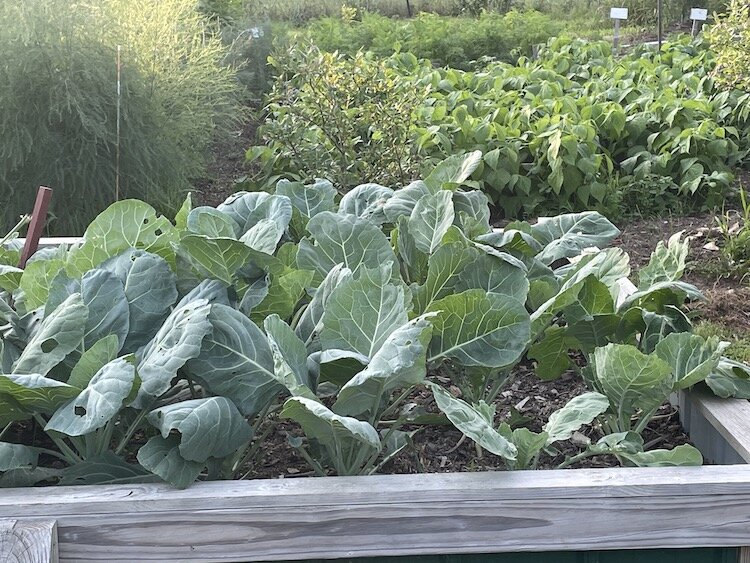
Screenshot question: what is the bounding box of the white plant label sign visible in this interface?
[610,7,628,19]
[690,8,708,20]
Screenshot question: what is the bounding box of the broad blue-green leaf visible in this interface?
[68,335,120,389]
[334,315,434,416]
[276,179,336,219]
[13,293,87,376]
[240,219,284,255]
[532,212,620,265]
[0,265,22,293]
[68,200,177,274]
[186,206,236,238]
[240,194,292,236]
[456,249,529,302]
[591,344,673,431]
[238,274,269,316]
[427,382,517,460]
[706,358,750,398]
[453,190,491,238]
[0,467,61,487]
[339,183,394,224]
[0,442,40,471]
[619,444,703,467]
[310,349,369,387]
[137,435,203,489]
[264,314,315,398]
[423,151,482,191]
[0,374,78,414]
[216,191,271,235]
[383,180,432,222]
[655,332,726,389]
[297,212,397,281]
[295,264,353,351]
[281,397,381,463]
[427,290,530,368]
[409,191,455,255]
[412,242,475,314]
[638,231,688,290]
[180,235,253,285]
[321,263,408,359]
[46,357,137,436]
[477,222,542,256]
[134,288,213,406]
[186,304,280,417]
[148,397,252,463]
[395,215,428,284]
[543,392,609,445]
[588,431,645,455]
[100,250,178,352]
[617,280,704,312]
[59,452,157,485]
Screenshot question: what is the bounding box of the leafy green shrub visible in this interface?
[4,153,749,487]
[706,0,750,93]
[305,10,563,68]
[716,188,750,278]
[250,45,428,190]
[0,0,243,234]
[615,174,688,218]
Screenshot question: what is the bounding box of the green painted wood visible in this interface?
[273,548,739,563]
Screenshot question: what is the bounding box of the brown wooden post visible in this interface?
[18,187,53,268]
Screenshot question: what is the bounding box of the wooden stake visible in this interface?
[0,520,58,563]
[18,187,53,268]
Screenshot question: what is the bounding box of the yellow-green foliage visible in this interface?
[0,0,243,234]
[706,0,750,93]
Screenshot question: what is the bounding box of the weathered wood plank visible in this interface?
[17,238,81,250]
[0,520,58,563]
[682,386,750,463]
[3,466,750,562]
[740,546,750,563]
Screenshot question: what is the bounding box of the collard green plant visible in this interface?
[0,153,746,488]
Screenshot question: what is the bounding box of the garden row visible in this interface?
[250,36,750,219]
[1,154,749,489]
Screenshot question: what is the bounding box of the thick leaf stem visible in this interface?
[114,407,150,456]
[557,449,596,469]
[33,414,83,464]
[297,443,327,477]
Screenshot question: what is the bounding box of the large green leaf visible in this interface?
[68,335,121,389]
[543,392,609,445]
[281,397,381,471]
[334,315,434,417]
[456,248,529,302]
[297,212,397,281]
[264,314,315,398]
[654,332,726,389]
[18,258,65,311]
[412,242,475,314]
[706,358,750,398]
[79,270,130,349]
[427,290,530,368]
[240,219,285,255]
[13,293,87,376]
[321,263,409,359]
[185,304,280,417]
[59,452,157,485]
[528,325,577,381]
[383,181,432,223]
[276,179,337,220]
[45,357,137,436]
[0,374,78,415]
[68,200,177,274]
[338,183,394,224]
[619,444,703,467]
[497,424,548,470]
[591,344,673,431]
[147,397,252,463]
[427,383,517,460]
[186,207,237,238]
[136,435,203,489]
[0,265,22,293]
[134,287,213,406]
[100,250,178,352]
[452,190,491,238]
[249,268,313,324]
[217,192,293,236]
[295,264,353,351]
[409,191,455,255]
[0,442,40,472]
[180,235,253,285]
[531,212,620,265]
[423,151,482,191]
[638,231,688,290]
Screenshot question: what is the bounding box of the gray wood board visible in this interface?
[0,520,58,563]
[3,466,750,562]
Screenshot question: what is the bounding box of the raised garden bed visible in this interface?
[4,155,750,562]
